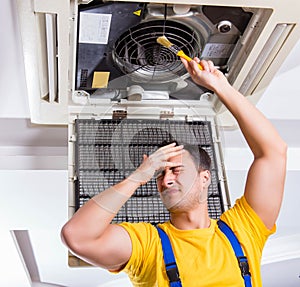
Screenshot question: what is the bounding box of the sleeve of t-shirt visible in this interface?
[220,196,276,252]
[109,222,158,279]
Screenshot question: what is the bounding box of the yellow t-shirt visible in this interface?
[115,196,275,287]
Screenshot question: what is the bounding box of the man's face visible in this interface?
[156,150,208,211]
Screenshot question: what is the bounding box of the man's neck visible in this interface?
[169,205,211,230]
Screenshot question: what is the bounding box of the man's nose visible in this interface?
[162,170,176,188]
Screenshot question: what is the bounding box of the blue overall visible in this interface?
[156,220,252,287]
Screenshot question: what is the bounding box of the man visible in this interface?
[61,58,287,286]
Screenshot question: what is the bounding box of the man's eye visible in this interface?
[172,168,183,174]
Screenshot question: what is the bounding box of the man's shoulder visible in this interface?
[220,195,275,239]
[219,196,249,230]
[221,195,247,216]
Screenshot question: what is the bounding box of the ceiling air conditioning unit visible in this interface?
[16,0,300,264]
[16,0,300,126]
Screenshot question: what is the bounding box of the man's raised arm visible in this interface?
[182,58,287,229]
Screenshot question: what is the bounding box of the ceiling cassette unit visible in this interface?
[16,0,300,126]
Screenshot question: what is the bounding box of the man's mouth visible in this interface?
[161,188,180,195]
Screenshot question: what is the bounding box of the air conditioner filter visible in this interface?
[75,118,224,224]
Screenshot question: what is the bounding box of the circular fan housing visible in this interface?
[112,20,202,83]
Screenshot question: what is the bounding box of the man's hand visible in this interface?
[128,142,184,185]
[181,58,228,93]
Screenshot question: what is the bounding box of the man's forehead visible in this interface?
[169,150,192,162]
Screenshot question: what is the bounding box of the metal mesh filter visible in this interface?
[112,19,202,83]
[75,119,224,223]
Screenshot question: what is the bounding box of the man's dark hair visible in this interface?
[159,140,211,171]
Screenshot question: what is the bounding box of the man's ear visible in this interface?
[201,170,211,188]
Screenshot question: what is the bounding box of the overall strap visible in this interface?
[217,220,252,287]
[155,226,183,287]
